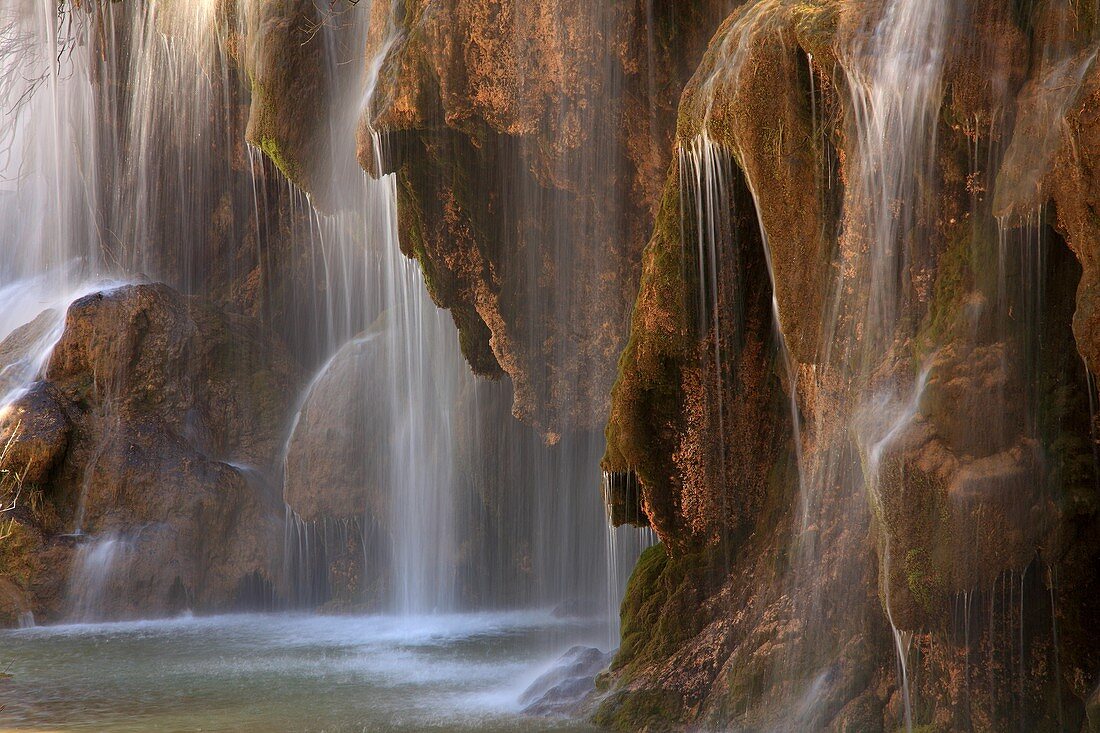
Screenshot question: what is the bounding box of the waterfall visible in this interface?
[379,177,468,614]
[0,2,105,411]
[779,0,953,723]
[66,533,128,622]
[271,0,646,618]
[842,0,951,362]
[3,0,645,638]
[663,0,957,722]
[774,0,954,717]
[255,0,472,615]
[97,0,238,289]
[0,0,99,280]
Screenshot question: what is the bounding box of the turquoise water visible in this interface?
[0,612,605,732]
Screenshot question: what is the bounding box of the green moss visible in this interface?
[597,539,764,728]
[258,135,304,185]
[245,75,306,187]
[603,165,691,497]
[395,168,441,302]
[1034,234,1098,515]
[912,223,986,364]
[904,547,938,612]
[612,542,728,673]
[394,142,501,378]
[870,459,953,624]
[615,543,671,670]
[592,689,684,732]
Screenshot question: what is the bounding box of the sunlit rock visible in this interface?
[0,283,300,622]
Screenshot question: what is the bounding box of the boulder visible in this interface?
[0,383,70,486]
[521,646,612,717]
[0,283,301,622]
[284,327,391,524]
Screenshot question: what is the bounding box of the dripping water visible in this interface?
[66,533,128,623]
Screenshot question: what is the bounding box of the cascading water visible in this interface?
[66,532,127,622]
[813,0,952,719]
[667,0,1035,726]
[2,0,656,640]
[262,2,482,615]
[738,0,957,724]
[7,0,1100,729]
[379,180,469,614]
[273,0,653,621]
[0,3,105,411]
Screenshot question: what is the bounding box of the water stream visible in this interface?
[0,0,648,726]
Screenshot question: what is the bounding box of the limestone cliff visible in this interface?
[357,0,731,437]
[6,0,1100,730]
[598,0,1100,730]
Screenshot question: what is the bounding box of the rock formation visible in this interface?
[6,0,1100,730]
[357,0,732,437]
[0,283,299,623]
[596,0,1100,729]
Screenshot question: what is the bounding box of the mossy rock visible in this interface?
[592,688,685,732]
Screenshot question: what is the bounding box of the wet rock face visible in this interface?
[359,0,731,436]
[234,0,368,212]
[284,328,392,524]
[237,0,329,196]
[602,0,827,549]
[0,284,300,623]
[521,646,613,717]
[598,0,1100,729]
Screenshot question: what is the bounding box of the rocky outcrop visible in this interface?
[523,646,614,717]
[597,0,1100,729]
[231,0,369,212]
[1047,58,1100,382]
[359,0,732,437]
[0,283,300,623]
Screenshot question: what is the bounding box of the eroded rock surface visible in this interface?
[597,0,1100,729]
[0,283,299,623]
[359,0,731,436]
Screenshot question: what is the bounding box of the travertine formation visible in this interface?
[0,284,298,622]
[5,0,1100,730]
[355,0,730,437]
[598,0,1100,729]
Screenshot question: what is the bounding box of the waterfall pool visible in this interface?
[0,611,604,732]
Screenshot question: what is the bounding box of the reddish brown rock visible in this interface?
[0,283,301,623]
[284,327,392,524]
[0,383,71,486]
[360,0,731,435]
[598,1,1100,729]
[1046,60,1100,381]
